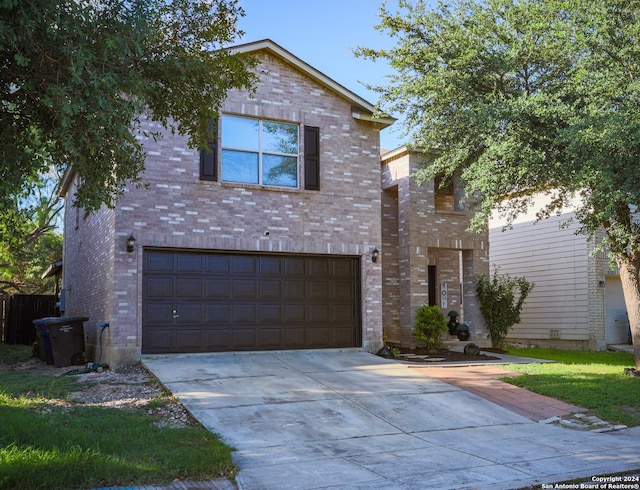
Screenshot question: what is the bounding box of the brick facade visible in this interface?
[381,148,489,347]
[61,41,389,366]
[61,40,488,367]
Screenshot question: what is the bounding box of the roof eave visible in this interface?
[231,39,395,127]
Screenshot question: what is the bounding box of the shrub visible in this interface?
[412,304,447,350]
[475,269,534,350]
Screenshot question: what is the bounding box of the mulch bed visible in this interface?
[379,346,503,363]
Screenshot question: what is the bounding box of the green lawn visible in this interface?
[504,347,640,427]
[0,345,235,490]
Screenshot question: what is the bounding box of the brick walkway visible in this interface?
[409,364,587,421]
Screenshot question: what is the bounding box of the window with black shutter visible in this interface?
[304,125,320,191]
[199,120,218,181]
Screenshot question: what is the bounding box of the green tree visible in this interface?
[475,270,534,350]
[0,170,63,294]
[1,0,257,214]
[358,0,640,368]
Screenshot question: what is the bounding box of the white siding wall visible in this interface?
[490,211,591,342]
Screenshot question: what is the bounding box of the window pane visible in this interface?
[263,154,297,187]
[262,121,298,155]
[222,115,259,151]
[222,150,259,184]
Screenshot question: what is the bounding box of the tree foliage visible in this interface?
[475,270,534,350]
[0,170,63,294]
[1,0,257,213]
[358,0,640,368]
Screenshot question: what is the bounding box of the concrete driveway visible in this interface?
[143,350,640,490]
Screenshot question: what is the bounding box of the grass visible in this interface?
[0,345,235,490]
[503,347,640,427]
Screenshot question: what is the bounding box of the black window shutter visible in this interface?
[304,125,320,190]
[199,119,218,181]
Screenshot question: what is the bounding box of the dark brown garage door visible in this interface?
[142,249,361,354]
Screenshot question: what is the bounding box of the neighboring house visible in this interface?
[60,40,487,367]
[489,194,628,350]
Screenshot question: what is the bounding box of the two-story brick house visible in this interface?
[60,40,487,367]
[380,148,488,347]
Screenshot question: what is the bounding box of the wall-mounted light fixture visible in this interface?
[126,234,136,253]
[598,280,605,288]
[371,247,379,263]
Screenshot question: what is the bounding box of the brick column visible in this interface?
[462,248,489,340]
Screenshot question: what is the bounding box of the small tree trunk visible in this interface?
[615,252,640,370]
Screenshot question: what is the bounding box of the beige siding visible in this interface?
[490,213,591,342]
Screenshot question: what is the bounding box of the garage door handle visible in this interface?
[172,309,179,319]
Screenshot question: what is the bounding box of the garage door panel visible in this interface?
[284,304,305,322]
[204,329,232,349]
[145,277,173,297]
[146,251,173,272]
[308,281,330,299]
[176,278,202,297]
[308,327,330,347]
[233,256,256,273]
[284,257,305,275]
[234,279,256,297]
[333,259,353,276]
[143,250,361,354]
[334,304,355,322]
[206,304,230,322]
[175,329,203,350]
[259,256,281,274]
[283,328,306,347]
[233,304,256,322]
[333,282,354,299]
[233,329,258,348]
[145,303,174,323]
[143,328,174,352]
[206,279,231,298]
[175,303,203,323]
[177,253,202,272]
[260,280,281,298]
[307,257,330,275]
[334,327,355,345]
[259,328,282,347]
[206,255,231,273]
[308,305,330,322]
[259,304,282,322]
[284,281,305,298]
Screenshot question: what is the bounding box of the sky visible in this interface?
[236,0,405,150]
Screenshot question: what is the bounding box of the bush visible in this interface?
[412,304,447,350]
[475,269,534,350]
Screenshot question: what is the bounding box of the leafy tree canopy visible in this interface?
[358,0,640,367]
[0,170,62,294]
[1,0,257,214]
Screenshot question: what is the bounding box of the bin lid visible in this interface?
[32,316,89,325]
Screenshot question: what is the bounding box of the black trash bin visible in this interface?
[32,317,88,367]
[33,318,54,365]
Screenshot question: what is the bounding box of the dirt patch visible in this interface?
[3,357,193,428]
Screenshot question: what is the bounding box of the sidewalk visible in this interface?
[411,363,586,421]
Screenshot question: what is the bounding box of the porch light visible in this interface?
[371,248,379,263]
[126,234,136,253]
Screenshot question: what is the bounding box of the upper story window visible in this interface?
[221,114,299,188]
[434,174,464,211]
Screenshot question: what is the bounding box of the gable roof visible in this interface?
[231,39,395,129]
